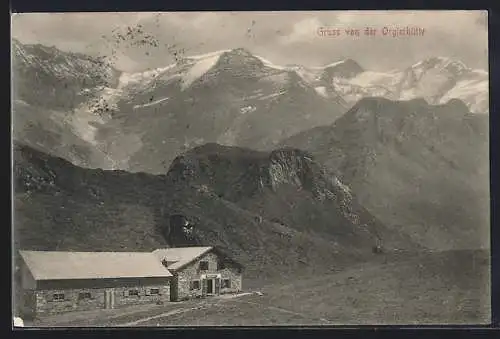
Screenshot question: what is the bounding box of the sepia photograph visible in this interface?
[11,10,490,327]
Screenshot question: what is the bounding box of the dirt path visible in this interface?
[229,299,331,324]
[117,294,252,326]
[119,307,199,326]
[116,294,331,326]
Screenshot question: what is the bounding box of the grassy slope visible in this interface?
[144,249,491,326]
[30,249,490,326]
[13,142,387,282]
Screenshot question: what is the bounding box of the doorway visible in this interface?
[206,279,214,294]
[104,289,115,309]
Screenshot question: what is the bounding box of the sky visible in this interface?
[11,11,489,72]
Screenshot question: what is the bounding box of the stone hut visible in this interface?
[152,247,244,301]
[18,250,172,318]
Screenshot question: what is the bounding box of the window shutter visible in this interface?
[145,289,150,296]
[123,290,129,297]
[46,294,54,302]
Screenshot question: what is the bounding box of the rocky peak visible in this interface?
[413,56,470,77]
[322,58,364,79]
[216,48,264,70]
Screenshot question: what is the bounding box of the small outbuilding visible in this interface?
[18,251,172,318]
[153,247,244,301]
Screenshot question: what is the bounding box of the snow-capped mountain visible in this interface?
[321,57,488,114]
[12,43,347,173]
[234,54,487,113]
[11,39,488,173]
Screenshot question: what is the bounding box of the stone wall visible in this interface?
[112,284,170,308]
[34,283,170,316]
[36,288,106,315]
[219,267,243,294]
[175,251,242,301]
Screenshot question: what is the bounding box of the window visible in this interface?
[78,292,91,300]
[52,293,65,301]
[199,261,209,271]
[222,279,231,288]
[150,288,160,295]
[128,289,139,296]
[190,280,200,290]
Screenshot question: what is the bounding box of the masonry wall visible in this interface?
[174,251,242,301]
[113,284,170,308]
[218,267,243,294]
[34,283,170,316]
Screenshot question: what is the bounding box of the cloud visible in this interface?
[281,17,323,44]
[273,11,488,70]
[11,11,488,72]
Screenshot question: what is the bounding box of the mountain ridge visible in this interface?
[281,97,489,250]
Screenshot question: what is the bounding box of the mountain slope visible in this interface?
[13,142,168,252]
[12,38,120,111]
[94,48,347,173]
[13,142,418,280]
[12,38,123,169]
[12,41,347,173]
[281,97,489,250]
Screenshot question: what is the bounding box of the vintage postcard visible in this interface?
[11,10,490,327]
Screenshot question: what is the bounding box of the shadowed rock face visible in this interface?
[167,214,197,246]
[281,97,489,250]
[165,143,417,252]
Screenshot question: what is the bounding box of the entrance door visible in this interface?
[170,279,178,302]
[206,279,214,294]
[105,289,115,309]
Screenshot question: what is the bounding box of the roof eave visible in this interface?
[32,274,173,281]
[166,247,214,272]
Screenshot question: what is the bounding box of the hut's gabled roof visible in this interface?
[152,246,244,272]
[152,247,213,271]
[19,250,173,281]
